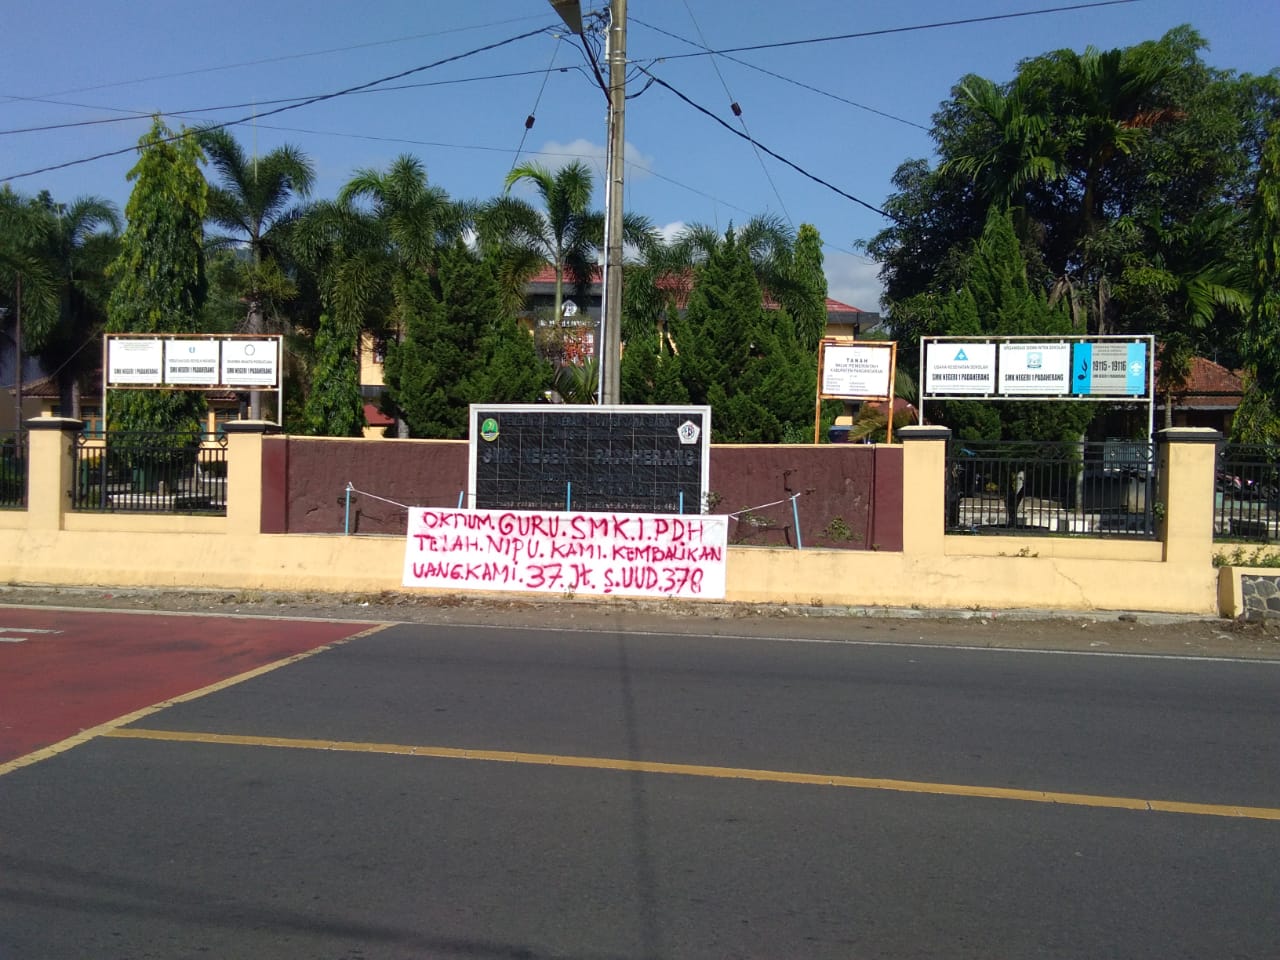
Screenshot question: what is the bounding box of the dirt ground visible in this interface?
[2,583,1278,661]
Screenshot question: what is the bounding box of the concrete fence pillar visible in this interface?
[899,425,951,557]
[1157,427,1219,565]
[24,417,81,531]
[224,421,280,536]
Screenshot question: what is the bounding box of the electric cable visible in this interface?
[637,66,891,219]
[647,1,1140,61]
[0,25,553,185]
[0,67,586,137]
[0,14,553,106]
[631,16,929,132]
[510,35,566,172]
[675,0,794,228]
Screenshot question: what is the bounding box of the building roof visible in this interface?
[521,264,872,315]
[1156,356,1245,410]
[363,402,394,427]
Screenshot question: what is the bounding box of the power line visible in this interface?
[675,0,795,229]
[631,16,929,133]
[650,1,1140,60]
[637,67,891,219]
[0,14,552,106]
[0,67,586,137]
[0,26,553,185]
[510,36,567,172]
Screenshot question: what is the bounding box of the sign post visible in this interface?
[814,338,897,444]
[919,335,1154,440]
[102,334,284,432]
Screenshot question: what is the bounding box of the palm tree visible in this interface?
[479,159,654,324]
[198,128,315,417]
[290,197,392,437]
[34,195,120,418]
[1117,208,1251,427]
[0,189,62,427]
[479,160,598,327]
[339,154,470,273]
[338,155,470,436]
[670,213,797,294]
[939,74,1063,211]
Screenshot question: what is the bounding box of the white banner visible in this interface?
[403,508,728,599]
[106,338,164,385]
[221,339,279,386]
[821,344,892,398]
[997,342,1071,395]
[164,339,221,384]
[924,342,996,394]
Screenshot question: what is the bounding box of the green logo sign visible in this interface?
[480,417,500,442]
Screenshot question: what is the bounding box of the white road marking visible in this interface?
[0,627,62,643]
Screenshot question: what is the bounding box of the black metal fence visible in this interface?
[1214,444,1280,542]
[72,432,228,514]
[946,440,1157,538]
[0,430,27,509]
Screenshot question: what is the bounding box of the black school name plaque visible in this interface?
[468,404,711,514]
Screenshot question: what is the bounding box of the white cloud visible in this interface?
[824,251,884,314]
[656,220,686,244]
[536,139,655,182]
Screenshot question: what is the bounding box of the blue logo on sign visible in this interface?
[954,349,968,361]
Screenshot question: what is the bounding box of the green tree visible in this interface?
[29,193,120,418]
[784,223,829,354]
[673,228,812,442]
[292,199,390,437]
[480,160,598,327]
[1109,208,1250,426]
[105,118,209,438]
[872,28,1272,299]
[198,128,314,419]
[868,26,1278,431]
[919,209,1096,442]
[338,155,471,435]
[0,188,61,426]
[301,312,364,437]
[1235,120,1280,442]
[480,160,654,324]
[383,242,550,438]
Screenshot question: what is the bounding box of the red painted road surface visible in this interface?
[0,607,376,764]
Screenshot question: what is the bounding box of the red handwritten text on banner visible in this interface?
[402,508,728,599]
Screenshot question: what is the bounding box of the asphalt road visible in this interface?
[2,612,1278,958]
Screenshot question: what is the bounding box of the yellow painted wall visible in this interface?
[0,421,1231,617]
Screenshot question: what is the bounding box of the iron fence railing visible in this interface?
[946,440,1157,538]
[73,432,227,514]
[0,430,27,509]
[1214,444,1280,542]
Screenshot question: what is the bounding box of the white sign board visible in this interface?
[163,339,221,385]
[403,507,728,599]
[221,339,279,386]
[998,342,1071,395]
[924,342,996,394]
[820,343,892,398]
[106,338,164,385]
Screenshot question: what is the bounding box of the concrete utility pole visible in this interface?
[13,275,22,431]
[546,0,626,405]
[601,0,627,405]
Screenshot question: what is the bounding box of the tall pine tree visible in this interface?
[675,229,813,442]
[384,243,550,438]
[930,208,1095,442]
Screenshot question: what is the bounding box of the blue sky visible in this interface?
[3,1,1277,313]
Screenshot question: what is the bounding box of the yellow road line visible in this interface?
[103,726,1280,822]
[0,623,392,779]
